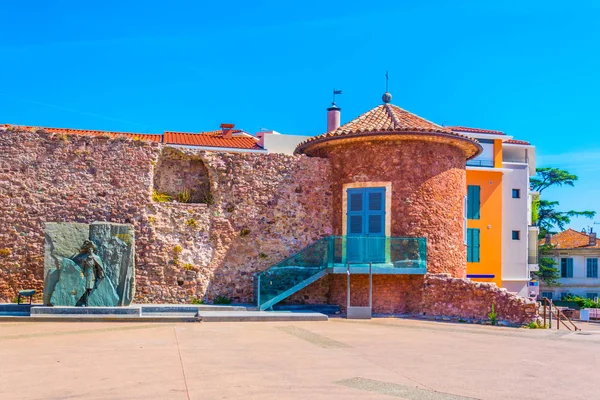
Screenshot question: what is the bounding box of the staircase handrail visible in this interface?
[254,236,331,280]
[541,297,580,331]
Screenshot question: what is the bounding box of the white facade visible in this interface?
[501,145,538,297]
[258,130,307,155]
[540,250,600,300]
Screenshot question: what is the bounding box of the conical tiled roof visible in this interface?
[331,103,452,135]
[295,103,481,158]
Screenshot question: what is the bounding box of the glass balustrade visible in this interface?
[255,236,427,309]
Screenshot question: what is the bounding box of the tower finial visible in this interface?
[332,89,342,105]
[386,70,389,92]
[382,71,392,103]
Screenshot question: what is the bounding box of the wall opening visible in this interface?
[153,150,212,204]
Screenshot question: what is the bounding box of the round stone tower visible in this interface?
[295,95,481,276]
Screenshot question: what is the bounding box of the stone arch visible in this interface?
[153,148,211,204]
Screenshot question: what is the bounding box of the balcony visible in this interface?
[528,249,538,265]
[466,159,494,168]
[503,156,529,164]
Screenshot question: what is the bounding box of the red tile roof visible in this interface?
[296,103,481,157]
[448,126,505,135]
[540,229,599,249]
[1,124,262,150]
[505,139,530,145]
[164,130,261,150]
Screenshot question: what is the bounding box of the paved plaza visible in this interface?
[1,318,598,400]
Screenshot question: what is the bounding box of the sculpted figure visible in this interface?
[72,240,105,306]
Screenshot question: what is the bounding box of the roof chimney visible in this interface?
[545,234,552,245]
[327,103,341,132]
[221,123,235,139]
[590,232,597,246]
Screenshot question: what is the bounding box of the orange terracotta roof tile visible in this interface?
[448,126,505,135]
[505,139,530,145]
[163,130,261,150]
[539,228,600,249]
[2,124,264,150]
[296,103,481,157]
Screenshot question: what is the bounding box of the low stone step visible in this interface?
[31,306,141,316]
[141,304,248,314]
[197,310,328,322]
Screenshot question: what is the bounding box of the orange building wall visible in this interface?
[466,169,503,287]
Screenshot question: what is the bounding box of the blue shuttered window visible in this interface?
[467,228,480,263]
[347,188,385,236]
[467,185,481,220]
[561,258,573,278]
[587,258,598,278]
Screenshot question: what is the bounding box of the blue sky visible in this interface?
[1,1,599,231]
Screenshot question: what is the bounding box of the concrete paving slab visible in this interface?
[1,318,599,399]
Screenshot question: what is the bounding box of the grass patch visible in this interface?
[152,190,172,203]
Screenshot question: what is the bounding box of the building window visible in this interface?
[512,189,520,198]
[561,258,574,278]
[467,186,480,220]
[586,293,598,300]
[512,230,520,240]
[467,228,480,263]
[541,292,553,300]
[587,258,598,278]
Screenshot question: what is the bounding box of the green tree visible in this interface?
[531,168,595,236]
[530,167,595,286]
[536,199,595,236]
[531,167,578,194]
[534,244,561,287]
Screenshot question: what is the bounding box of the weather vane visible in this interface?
[385,70,389,92]
[332,88,342,104]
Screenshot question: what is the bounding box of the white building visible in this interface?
[539,229,600,300]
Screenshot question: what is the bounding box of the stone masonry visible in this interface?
[0,129,332,303]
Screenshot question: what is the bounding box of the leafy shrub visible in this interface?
[524,321,547,329]
[214,295,232,305]
[190,296,204,305]
[561,295,600,309]
[186,218,198,228]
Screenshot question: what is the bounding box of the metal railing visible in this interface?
[466,159,494,167]
[540,298,580,331]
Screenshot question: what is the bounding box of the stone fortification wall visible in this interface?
[322,273,538,326]
[0,129,332,303]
